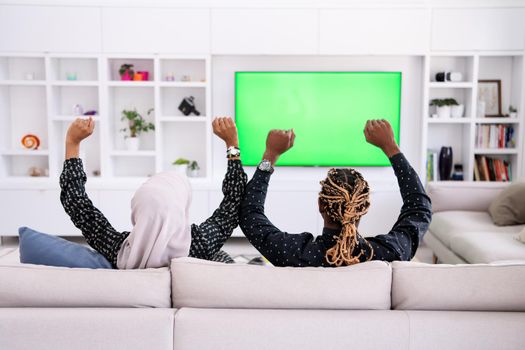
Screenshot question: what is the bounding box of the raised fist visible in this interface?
[364,119,400,157]
[212,116,239,148]
[265,129,295,158]
[66,117,95,145]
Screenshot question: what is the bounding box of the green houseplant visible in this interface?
[120,108,155,151]
[509,105,518,118]
[173,158,190,176]
[119,64,134,80]
[430,98,461,119]
[188,161,200,177]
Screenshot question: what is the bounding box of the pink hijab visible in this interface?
[117,171,192,269]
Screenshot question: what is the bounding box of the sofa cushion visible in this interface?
[392,261,525,311]
[427,182,507,213]
[450,231,525,263]
[19,226,112,269]
[171,257,392,310]
[489,182,525,226]
[429,211,524,248]
[0,264,171,308]
[173,309,409,350]
[0,308,175,350]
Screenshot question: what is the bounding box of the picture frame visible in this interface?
[478,80,502,117]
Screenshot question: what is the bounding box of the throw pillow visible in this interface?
[489,182,525,226]
[18,226,112,269]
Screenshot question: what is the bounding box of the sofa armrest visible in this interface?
[427,182,508,213]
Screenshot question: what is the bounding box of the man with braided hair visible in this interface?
[239,119,432,267]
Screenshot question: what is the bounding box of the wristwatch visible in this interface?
[227,146,241,159]
[258,159,274,173]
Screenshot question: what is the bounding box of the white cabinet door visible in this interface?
[102,8,210,53]
[432,8,525,51]
[0,5,101,52]
[0,190,99,236]
[211,9,318,54]
[320,8,430,54]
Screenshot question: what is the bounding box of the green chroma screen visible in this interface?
[235,72,401,166]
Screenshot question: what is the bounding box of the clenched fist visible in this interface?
[66,117,95,145]
[212,116,239,148]
[263,129,296,165]
[364,119,400,158]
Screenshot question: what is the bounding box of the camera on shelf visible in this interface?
[178,96,200,116]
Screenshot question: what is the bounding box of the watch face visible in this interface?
[258,160,272,172]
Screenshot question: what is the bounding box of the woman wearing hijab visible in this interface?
[60,116,247,269]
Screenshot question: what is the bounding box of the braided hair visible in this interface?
[319,168,373,266]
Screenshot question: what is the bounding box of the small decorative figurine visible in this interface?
[73,104,84,116]
[28,166,44,177]
[21,134,40,150]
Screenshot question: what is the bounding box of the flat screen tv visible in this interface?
[235,71,401,166]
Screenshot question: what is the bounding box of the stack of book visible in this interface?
[474,155,512,182]
[426,150,438,182]
[475,124,515,149]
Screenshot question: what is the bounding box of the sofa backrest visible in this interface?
[427,182,507,213]
[0,264,171,308]
[171,257,392,310]
[392,261,525,311]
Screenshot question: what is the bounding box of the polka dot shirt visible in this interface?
[239,153,432,267]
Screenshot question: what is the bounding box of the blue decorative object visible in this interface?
[18,227,112,269]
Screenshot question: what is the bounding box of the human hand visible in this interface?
[66,117,95,146]
[263,129,296,164]
[364,119,400,157]
[212,116,239,148]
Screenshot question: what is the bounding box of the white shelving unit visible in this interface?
[422,52,524,183]
[0,53,211,182]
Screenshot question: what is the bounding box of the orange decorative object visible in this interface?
[21,134,40,150]
[133,73,143,81]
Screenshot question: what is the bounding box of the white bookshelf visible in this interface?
[422,53,524,183]
[0,53,211,182]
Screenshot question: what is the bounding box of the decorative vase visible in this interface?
[451,104,464,118]
[439,146,453,181]
[125,137,140,151]
[121,70,133,81]
[188,169,200,178]
[510,112,518,118]
[436,106,451,119]
[174,164,188,176]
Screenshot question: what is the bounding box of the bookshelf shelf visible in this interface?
[427,118,471,124]
[429,82,474,89]
[474,149,518,155]
[423,53,524,183]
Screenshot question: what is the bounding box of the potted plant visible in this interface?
[509,105,518,118]
[120,108,155,151]
[449,99,465,118]
[119,64,134,81]
[430,98,461,119]
[173,158,190,176]
[188,161,200,177]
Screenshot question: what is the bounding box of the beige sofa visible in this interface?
[1,248,525,350]
[424,182,525,264]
